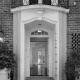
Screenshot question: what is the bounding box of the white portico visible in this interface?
[11,4,69,80]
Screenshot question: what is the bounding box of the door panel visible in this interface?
[30,38,48,76]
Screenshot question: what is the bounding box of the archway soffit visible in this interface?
[22,17,57,25]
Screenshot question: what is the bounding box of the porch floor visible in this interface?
[26,76,53,80]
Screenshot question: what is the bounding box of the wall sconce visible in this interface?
[0,37,3,42]
[0,30,4,42]
[69,0,77,7]
[74,1,76,6]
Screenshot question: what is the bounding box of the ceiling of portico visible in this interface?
[25,20,55,32]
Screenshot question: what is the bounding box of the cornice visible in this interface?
[11,5,69,13]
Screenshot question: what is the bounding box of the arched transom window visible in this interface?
[31,30,48,35]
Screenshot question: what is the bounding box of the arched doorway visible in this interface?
[26,25,54,77]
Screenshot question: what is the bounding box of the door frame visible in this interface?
[26,28,53,77]
[30,37,49,76]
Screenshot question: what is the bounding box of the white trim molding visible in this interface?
[37,10,43,20]
[11,5,69,13]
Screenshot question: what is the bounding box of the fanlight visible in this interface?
[31,30,48,35]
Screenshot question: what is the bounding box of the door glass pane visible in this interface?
[30,38,48,76]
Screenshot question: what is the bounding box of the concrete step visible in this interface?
[26,76,53,80]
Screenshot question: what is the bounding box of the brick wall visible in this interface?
[0,0,80,53]
[0,0,13,50]
[67,0,80,53]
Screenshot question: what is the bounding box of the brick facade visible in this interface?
[67,0,80,53]
[0,0,80,53]
[0,0,13,50]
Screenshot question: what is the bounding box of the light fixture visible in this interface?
[0,37,3,42]
[0,29,4,42]
[38,30,42,32]
[74,2,76,6]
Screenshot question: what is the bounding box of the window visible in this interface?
[31,30,48,35]
[72,33,80,52]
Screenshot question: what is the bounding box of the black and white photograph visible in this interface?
[0,0,79,80]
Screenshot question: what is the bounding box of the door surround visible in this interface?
[12,5,68,80]
[22,18,57,80]
[26,26,54,77]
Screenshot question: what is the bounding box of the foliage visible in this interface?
[65,51,80,79]
[0,42,15,70]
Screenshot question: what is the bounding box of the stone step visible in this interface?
[26,76,53,80]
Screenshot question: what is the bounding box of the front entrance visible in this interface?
[12,4,68,80]
[30,38,48,76]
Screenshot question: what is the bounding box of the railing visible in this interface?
[23,0,58,5]
[11,0,69,9]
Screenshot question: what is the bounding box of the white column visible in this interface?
[20,22,25,80]
[56,22,59,80]
[49,37,52,77]
[26,35,30,77]
[23,0,29,5]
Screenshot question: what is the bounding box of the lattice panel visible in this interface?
[72,33,80,52]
